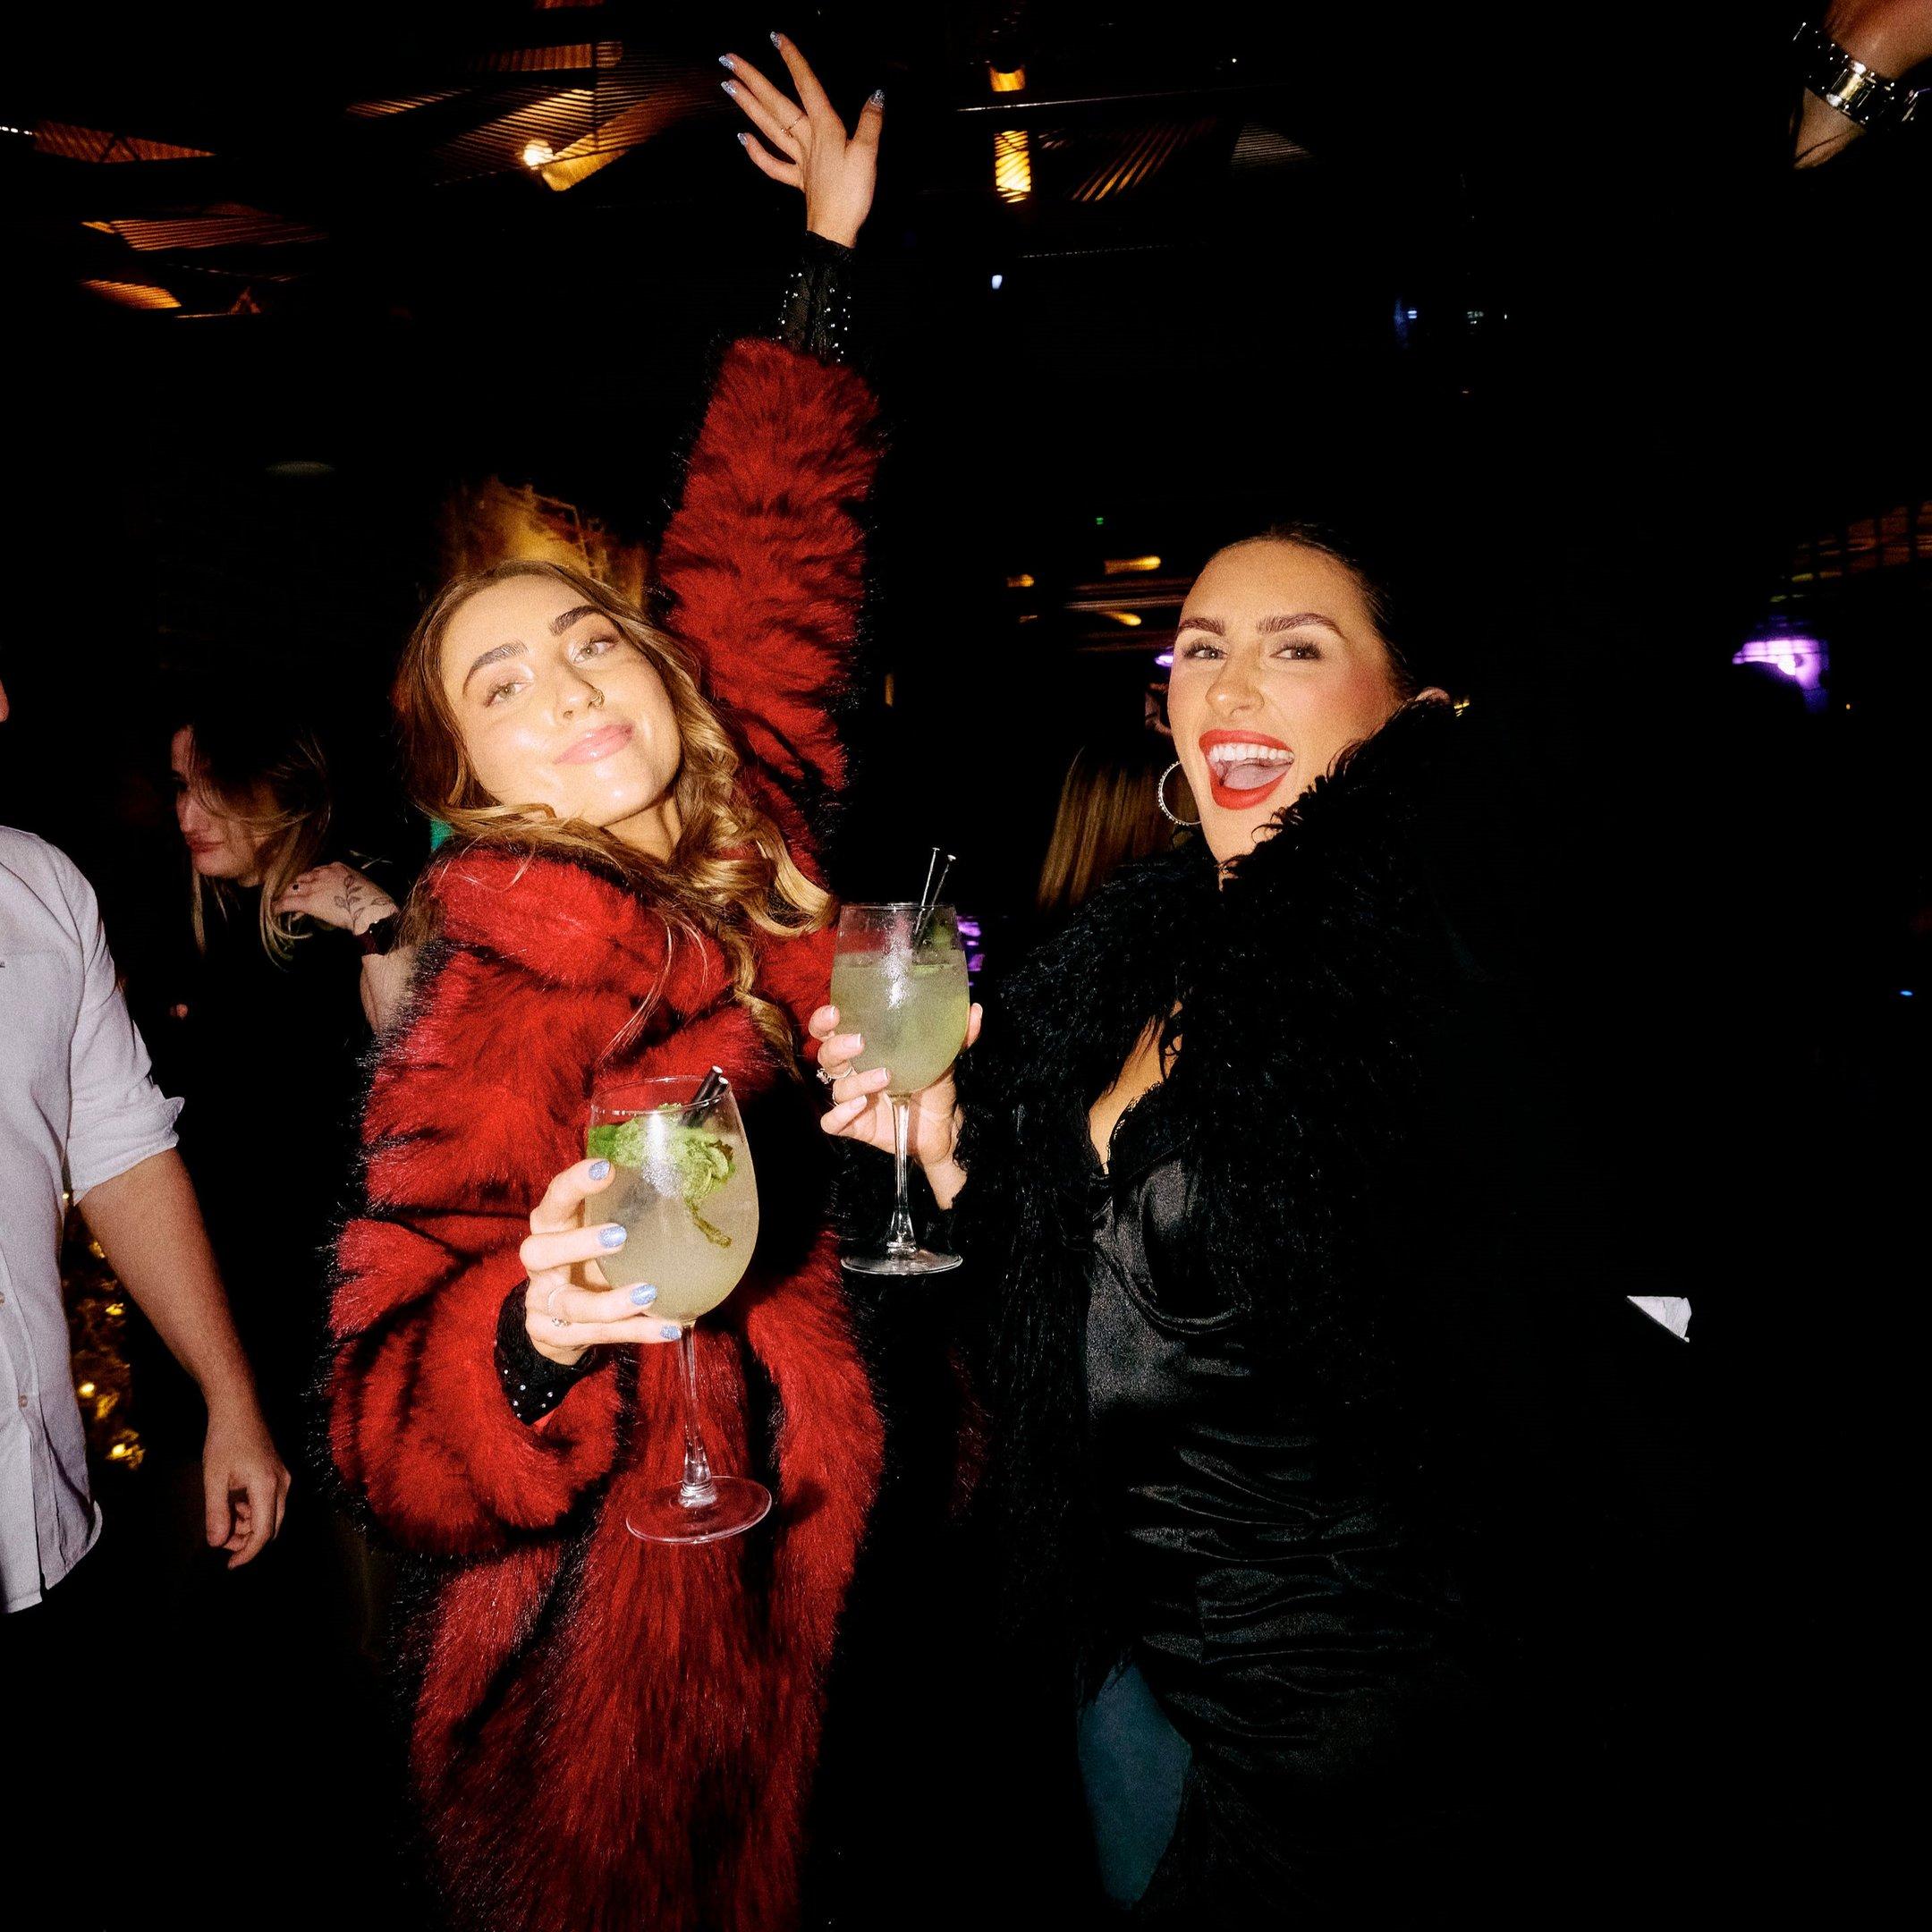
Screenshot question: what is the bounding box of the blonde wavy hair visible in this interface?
[176,706,333,967]
[393,559,831,1064]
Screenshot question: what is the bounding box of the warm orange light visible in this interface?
[989,65,1027,95]
[1006,572,1035,589]
[1103,555,1162,574]
[1100,610,1144,627]
[77,1382,97,1398]
[994,128,1032,203]
[522,140,555,169]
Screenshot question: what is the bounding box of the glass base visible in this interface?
[625,1476,772,1545]
[842,1247,964,1276]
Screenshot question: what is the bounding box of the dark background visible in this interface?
[6,0,1922,1297]
[3,0,1923,1916]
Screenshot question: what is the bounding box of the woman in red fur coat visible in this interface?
[326,41,889,1932]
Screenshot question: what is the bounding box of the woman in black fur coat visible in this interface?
[814,525,1686,1922]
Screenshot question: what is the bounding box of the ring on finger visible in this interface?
[546,1284,564,1315]
[551,1316,567,1329]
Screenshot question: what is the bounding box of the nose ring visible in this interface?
[585,684,606,709]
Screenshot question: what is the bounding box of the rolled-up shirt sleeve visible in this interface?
[61,869,181,1199]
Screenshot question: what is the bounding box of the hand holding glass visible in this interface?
[830,902,971,1275]
[587,1073,767,1543]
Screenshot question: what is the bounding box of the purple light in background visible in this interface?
[1154,650,1174,668]
[1733,635,1825,691]
[956,915,985,979]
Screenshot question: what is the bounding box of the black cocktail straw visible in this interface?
[913,850,957,946]
[680,1065,727,1127]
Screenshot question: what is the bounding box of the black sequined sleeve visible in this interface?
[775,230,859,367]
[495,1284,604,1426]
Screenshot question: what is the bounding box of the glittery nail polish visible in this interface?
[721,78,739,98]
[588,1159,611,1182]
[718,54,735,72]
[630,1284,658,1307]
[659,1323,682,1341]
[598,1224,627,1250]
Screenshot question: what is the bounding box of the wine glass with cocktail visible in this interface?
[830,902,971,1275]
[588,1071,768,1542]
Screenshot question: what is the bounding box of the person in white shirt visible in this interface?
[0,666,287,1627]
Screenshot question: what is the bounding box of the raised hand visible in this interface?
[722,32,883,247]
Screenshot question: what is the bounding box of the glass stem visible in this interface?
[886,1097,919,1257]
[674,1326,717,1510]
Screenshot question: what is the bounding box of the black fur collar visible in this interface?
[957,699,1465,1671]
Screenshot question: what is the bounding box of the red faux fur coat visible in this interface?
[327,339,885,1932]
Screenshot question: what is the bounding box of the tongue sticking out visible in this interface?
[1223,759,1289,792]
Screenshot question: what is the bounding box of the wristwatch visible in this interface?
[1793,20,1927,131]
[356,911,401,957]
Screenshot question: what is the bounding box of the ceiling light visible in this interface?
[1104,555,1162,574]
[522,140,555,169]
[994,128,1032,203]
[1100,611,1143,628]
[1005,573,1034,589]
[990,66,1027,95]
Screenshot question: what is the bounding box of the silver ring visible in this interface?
[546,1284,564,1314]
[816,1063,836,1086]
[550,1317,567,1329]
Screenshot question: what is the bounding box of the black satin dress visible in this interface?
[1081,1085,1488,1920]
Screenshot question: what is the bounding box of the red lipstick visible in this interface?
[1198,728,1294,811]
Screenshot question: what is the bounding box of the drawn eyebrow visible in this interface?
[1174,614,1224,634]
[548,604,602,636]
[461,640,528,692]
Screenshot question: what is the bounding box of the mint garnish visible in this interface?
[587,1106,736,1247]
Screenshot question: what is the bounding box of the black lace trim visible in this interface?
[495,1284,602,1426]
[775,230,858,366]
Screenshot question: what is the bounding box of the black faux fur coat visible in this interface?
[944,699,1639,1914]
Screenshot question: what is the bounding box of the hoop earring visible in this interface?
[1157,760,1200,828]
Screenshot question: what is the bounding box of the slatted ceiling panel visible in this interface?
[345,91,463,119]
[79,276,180,309]
[427,87,598,182]
[1786,503,1932,586]
[38,123,215,163]
[106,204,325,251]
[463,42,622,76]
[1229,123,1309,171]
[533,65,720,191]
[1068,117,1218,203]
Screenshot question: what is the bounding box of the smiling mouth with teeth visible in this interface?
[1200,735,1296,804]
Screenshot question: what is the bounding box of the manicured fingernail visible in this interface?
[598,1224,627,1250]
[736,130,749,145]
[721,78,738,98]
[660,1323,682,1340]
[770,31,784,48]
[630,1284,657,1307]
[588,1159,611,1181]
[718,54,734,72]
[869,88,886,106]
